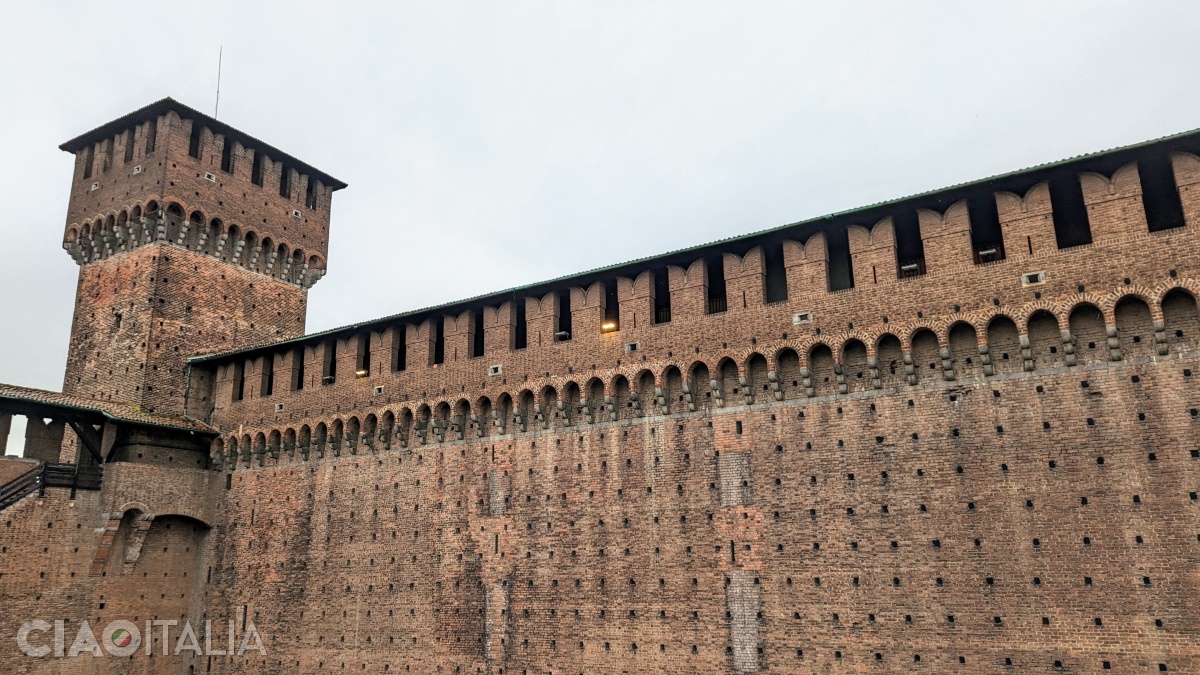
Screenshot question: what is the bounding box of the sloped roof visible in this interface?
[0,383,215,434]
[188,125,1200,364]
[59,97,347,191]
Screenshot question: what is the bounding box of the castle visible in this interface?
[0,97,1198,673]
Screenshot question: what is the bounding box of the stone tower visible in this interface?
[57,98,346,416]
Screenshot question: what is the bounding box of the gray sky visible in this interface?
[3,2,1199,454]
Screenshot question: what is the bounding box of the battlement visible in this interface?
[57,99,346,414]
[190,128,1200,452]
[59,98,346,287]
[7,102,1200,674]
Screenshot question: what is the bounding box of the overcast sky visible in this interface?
[3,2,1199,454]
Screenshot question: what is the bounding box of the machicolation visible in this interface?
[0,98,1199,674]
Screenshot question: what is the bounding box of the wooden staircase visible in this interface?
[0,462,102,510]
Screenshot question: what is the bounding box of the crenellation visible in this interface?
[1081,163,1149,234]
[848,218,895,285]
[8,100,1200,674]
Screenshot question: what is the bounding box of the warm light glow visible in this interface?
[355,369,369,378]
[601,322,617,331]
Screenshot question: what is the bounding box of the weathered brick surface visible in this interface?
[4,102,1200,673]
[0,457,38,485]
[59,100,339,416]
[0,484,212,674]
[63,245,308,415]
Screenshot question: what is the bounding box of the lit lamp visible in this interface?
[355,369,369,378]
[601,322,617,332]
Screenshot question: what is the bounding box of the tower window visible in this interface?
[188,123,203,159]
[221,137,235,173]
[251,151,264,186]
[279,164,291,199]
[101,138,113,172]
[969,190,1005,263]
[356,334,371,376]
[432,317,445,365]
[391,327,407,372]
[763,241,788,303]
[1049,172,1092,248]
[893,210,926,278]
[232,361,246,402]
[471,309,486,356]
[1141,153,1186,232]
[144,120,156,154]
[322,341,337,384]
[603,279,620,329]
[123,129,135,164]
[652,267,671,324]
[513,299,527,350]
[261,354,274,397]
[705,255,727,314]
[305,177,318,210]
[82,145,94,179]
[556,291,572,340]
[291,347,305,391]
[826,227,855,291]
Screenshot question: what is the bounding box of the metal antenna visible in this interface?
[215,46,223,119]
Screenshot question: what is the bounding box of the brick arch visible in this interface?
[896,322,940,348]
[1017,299,1065,333]
[420,395,451,413]
[974,305,1027,332]
[112,501,153,520]
[1056,293,1110,324]
[700,348,742,378]
[158,195,191,216]
[559,380,582,403]
[800,339,836,369]
[929,312,983,339]
[596,368,628,395]
[536,384,559,408]
[650,359,687,381]
[832,328,874,358]
[834,335,868,362]
[873,330,904,351]
[631,368,657,395]
[766,341,806,370]
[982,310,1022,328]
[114,497,211,528]
[579,378,606,417]
[1154,278,1200,305]
[1103,285,1162,321]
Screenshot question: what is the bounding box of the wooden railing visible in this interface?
[0,463,102,511]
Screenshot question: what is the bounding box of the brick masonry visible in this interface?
[1,101,1199,673]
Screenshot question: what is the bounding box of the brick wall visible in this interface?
[0,487,213,674]
[13,114,1200,672]
[62,245,308,415]
[187,153,1200,673]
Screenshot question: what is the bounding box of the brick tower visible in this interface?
[57,98,346,416]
